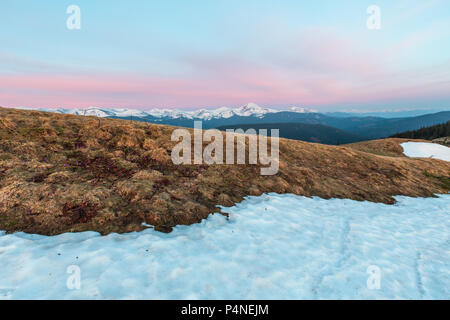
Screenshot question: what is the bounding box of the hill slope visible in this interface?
[341,111,450,138]
[217,122,363,145]
[391,121,450,140]
[0,107,449,235]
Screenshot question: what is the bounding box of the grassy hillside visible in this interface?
[216,122,363,145]
[0,107,449,235]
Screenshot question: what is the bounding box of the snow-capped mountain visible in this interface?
[29,103,317,120]
[288,106,318,113]
[231,103,277,117]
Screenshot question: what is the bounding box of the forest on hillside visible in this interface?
[391,121,450,140]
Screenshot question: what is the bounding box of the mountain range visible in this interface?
[17,103,450,144]
[22,103,317,120]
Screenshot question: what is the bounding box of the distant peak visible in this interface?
[242,102,262,109]
[288,106,318,113]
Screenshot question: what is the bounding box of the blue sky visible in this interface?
[1,0,449,111]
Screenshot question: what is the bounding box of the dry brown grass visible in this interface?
[0,107,449,235]
[346,138,431,157]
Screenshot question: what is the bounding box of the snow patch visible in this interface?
[401,142,450,162]
[0,194,449,299]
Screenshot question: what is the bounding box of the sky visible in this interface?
[0,0,449,112]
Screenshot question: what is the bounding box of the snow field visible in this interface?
[0,193,449,299]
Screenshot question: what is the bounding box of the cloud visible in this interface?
[1,22,449,109]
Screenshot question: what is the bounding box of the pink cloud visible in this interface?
[1,27,449,109]
[1,65,448,109]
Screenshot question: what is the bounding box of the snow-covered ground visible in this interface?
[0,194,449,300]
[401,142,450,161]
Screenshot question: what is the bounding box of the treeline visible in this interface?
[391,121,450,140]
